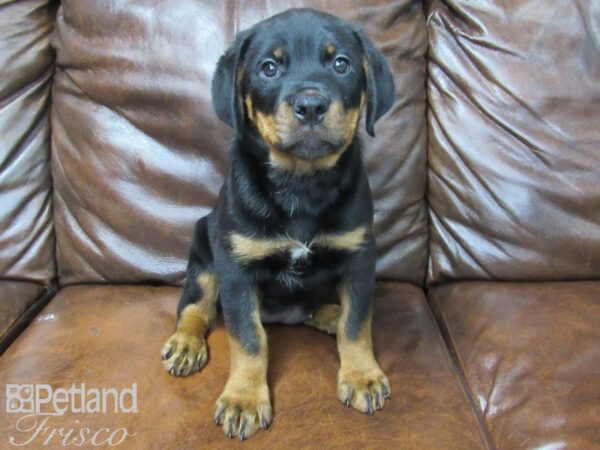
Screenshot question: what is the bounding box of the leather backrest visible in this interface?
[426,0,600,284]
[51,0,429,285]
[0,0,56,284]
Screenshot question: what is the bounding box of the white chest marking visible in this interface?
[289,243,311,262]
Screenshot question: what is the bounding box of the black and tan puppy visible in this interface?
[161,8,395,440]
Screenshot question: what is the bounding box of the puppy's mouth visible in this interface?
[277,125,345,160]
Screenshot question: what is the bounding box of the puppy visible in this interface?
[161,8,395,440]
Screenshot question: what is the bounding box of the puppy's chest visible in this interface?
[271,241,318,290]
[228,225,367,282]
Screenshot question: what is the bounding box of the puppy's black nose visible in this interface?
[293,94,330,125]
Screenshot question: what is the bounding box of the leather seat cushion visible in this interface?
[430,281,600,449]
[0,282,486,449]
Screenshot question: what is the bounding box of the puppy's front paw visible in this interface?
[214,383,272,440]
[338,366,391,414]
[161,331,208,377]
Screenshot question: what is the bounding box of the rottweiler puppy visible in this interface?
[161,8,395,440]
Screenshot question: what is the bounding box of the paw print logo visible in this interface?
[6,384,35,413]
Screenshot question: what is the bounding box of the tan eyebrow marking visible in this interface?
[273,48,283,59]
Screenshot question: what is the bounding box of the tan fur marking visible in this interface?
[230,227,366,263]
[268,99,364,173]
[337,283,375,366]
[256,103,296,167]
[254,100,365,174]
[312,226,366,252]
[326,44,336,56]
[304,303,340,334]
[244,95,254,122]
[161,272,218,376]
[230,233,292,263]
[318,227,367,251]
[322,100,361,145]
[215,302,271,439]
[225,317,267,392]
[236,67,245,120]
[255,111,281,146]
[176,304,208,336]
[176,273,218,336]
[268,143,346,173]
[273,47,283,59]
[359,91,366,112]
[268,146,334,173]
[336,283,390,413]
[277,101,297,124]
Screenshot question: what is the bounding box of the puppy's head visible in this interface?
[212,8,394,171]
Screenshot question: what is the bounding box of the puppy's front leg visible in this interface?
[337,241,390,414]
[214,273,271,440]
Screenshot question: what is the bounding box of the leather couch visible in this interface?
[1,1,598,448]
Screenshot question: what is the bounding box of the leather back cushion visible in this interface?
[426,0,600,284]
[51,0,428,285]
[0,0,56,284]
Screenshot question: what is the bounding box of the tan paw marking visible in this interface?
[214,383,272,440]
[338,366,391,414]
[161,331,208,377]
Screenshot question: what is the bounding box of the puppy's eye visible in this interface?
[333,56,350,74]
[261,60,279,78]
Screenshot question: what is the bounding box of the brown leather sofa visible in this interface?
[1,1,598,449]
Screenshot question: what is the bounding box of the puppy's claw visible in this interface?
[383,385,392,400]
[364,393,373,415]
[374,395,382,410]
[161,348,173,360]
[239,417,248,441]
[214,405,224,426]
[261,417,270,430]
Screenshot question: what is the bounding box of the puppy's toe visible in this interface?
[161,331,208,377]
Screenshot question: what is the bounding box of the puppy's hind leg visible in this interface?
[162,216,218,377]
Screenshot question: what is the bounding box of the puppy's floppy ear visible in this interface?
[354,30,395,137]
[211,30,252,135]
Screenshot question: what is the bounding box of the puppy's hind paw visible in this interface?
[304,303,340,335]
